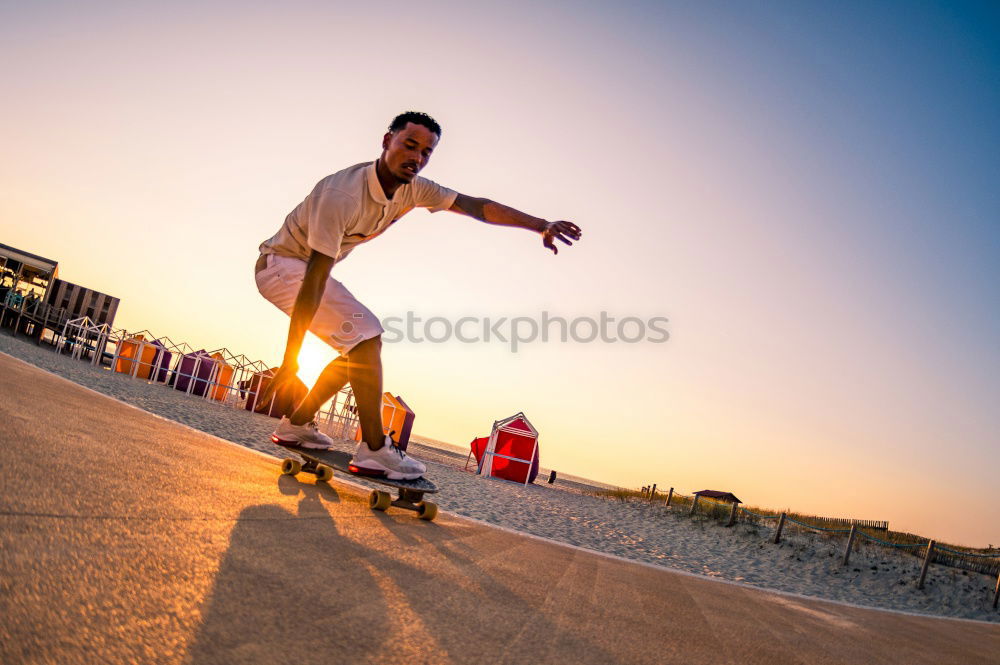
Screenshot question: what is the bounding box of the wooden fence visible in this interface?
[629,483,1000,585]
[1,295,70,341]
[818,517,888,531]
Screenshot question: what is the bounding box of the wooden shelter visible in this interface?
[693,490,742,504]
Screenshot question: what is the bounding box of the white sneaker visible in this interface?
[350,435,426,480]
[270,417,335,450]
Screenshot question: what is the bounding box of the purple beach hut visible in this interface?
[173,350,216,397]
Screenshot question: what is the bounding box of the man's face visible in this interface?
[381,123,440,183]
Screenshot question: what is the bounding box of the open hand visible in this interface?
[257,362,299,408]
[542,220,582,255]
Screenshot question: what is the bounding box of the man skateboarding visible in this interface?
[255,111,582,479]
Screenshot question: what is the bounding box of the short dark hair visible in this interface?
[388,111,441,137]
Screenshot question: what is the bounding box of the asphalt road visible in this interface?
[1,351,997,664]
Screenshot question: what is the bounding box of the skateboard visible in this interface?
[278,447,440,521]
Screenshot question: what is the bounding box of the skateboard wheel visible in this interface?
[369,490,392,511]
[281,458,301,476]
[316,464,334,482]
[417,501,438,521]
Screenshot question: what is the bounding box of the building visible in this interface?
[0,243,121,334]
[0,243,59,300]
[45,278,120,328]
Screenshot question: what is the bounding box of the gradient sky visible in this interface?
[2,1,997,546]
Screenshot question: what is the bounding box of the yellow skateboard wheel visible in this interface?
[417,501,438,521]
[369,490,392,511]
[316,465,333,482]
[281,458,301,476]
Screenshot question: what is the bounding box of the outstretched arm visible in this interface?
[448,193,582,254]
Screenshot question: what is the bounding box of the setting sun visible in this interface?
[294,337,332,389]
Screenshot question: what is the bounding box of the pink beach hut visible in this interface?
[469,412,540,485]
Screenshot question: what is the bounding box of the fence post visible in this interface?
[842,525,858,566]
[773,512,787,544]
[650,483,657,501]
[917,540,935,590]
[993,572,999,609]
[689,494,700,516]
[666,488,673,507]
[726,502,739,527]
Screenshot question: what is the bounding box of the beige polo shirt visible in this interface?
[259,161,458,263]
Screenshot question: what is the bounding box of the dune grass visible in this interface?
[586,486,999,574]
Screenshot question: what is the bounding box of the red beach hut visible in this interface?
[470,413,540,485]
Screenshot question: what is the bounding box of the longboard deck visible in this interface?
[290,447,438,494]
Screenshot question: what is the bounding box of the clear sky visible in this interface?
[2,1,997,546]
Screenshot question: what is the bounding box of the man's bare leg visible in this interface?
[345,336,386,451]
[288,356,349,426]
[288,336,386,451]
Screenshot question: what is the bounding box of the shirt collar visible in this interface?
[366,161,390,205]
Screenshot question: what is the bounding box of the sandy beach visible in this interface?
[1,332,997,624]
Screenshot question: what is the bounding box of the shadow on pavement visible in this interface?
[184,476,619,664]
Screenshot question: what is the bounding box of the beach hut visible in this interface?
[173,350,215,397]
[58,316,114,365]
[320,385,360,440]
[148,339,174,383]
[353,392,416,450]
[208,351,235,402]
[390,395,416,450]
[141,335,193,384]
[241,368,308,418]
[114,334,159,379]
[112,333,175,382]
[470,413,540,485]
[242,370,270,413]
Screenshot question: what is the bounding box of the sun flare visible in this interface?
[294,338,332,388]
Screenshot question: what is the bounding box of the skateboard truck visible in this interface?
[368,487,438,521]
[296,457,334,482]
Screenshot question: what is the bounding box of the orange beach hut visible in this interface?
[114,334,157,379]
[354,392,416,449]
[209,352,235,402]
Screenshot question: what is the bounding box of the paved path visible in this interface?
[1,352,997,664]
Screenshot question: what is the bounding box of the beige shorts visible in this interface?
[254,253,384,356]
